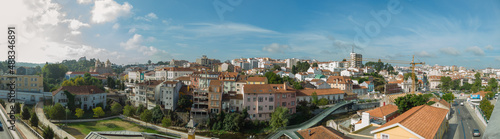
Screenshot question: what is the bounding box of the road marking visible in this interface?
[461,120,466,139]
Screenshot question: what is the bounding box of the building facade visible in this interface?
[52,86,107,110]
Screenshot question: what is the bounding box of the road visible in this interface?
[456,99,483,139]
[0,103,13,139]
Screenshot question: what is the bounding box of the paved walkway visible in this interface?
[35,102,76,139]
[120,115,211,139]
[50,115,121,123]
[15,119,41,139]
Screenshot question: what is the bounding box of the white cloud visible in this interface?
[262,43,291,53]
[77,0,93,4]
[485,45,494,50]
[91,0,132,23]
[62,19,90,35]
[466,46,485,56]
[120,34,171,58]
[415,51,435,58]
[120,34,143,50]
[439,47,461,56]
[128,28,136,33]
[112,23,120,29]
[135,12,158,22]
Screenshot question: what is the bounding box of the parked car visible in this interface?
[0,122,3,131]
[460,102,464,106]
[473,129,481,137]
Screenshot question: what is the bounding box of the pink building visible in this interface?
[243,83,296,121]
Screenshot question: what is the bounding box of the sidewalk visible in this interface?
[121,115,211,139]
[465,101,487,132]
[15,119,41,139]
[35,102,76,139]
[50,115,121,123]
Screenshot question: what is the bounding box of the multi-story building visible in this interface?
[243,83,296,121]
[326,76,353,91]
[219,72,239,94]
[0,75,44,92]
[429,76,442,90]
[170,59,189,67]
[208,80,223,114]
[350,51,362,68]
[157,81,182,111]
[246,77,268,84]
[296,88,345,104]
[89,59,113,74]
[285,58,300,68]
[131,80,163,109]
[52,86,107,110]
[190,71,219,89]
[196,55,220,67]
[191,90,209,117]
[155,67,194,81]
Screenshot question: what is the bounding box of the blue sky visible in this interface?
[1,0,499,69]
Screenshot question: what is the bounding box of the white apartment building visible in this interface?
[52,86,107,110]
[157,81,183,111]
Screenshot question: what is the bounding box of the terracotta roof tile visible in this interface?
[326,76,352,84]
[243,84,295,94]
[247,77,267,82]
[52,86,105,96]
[297,125,352,139]
[365,104,398,118]
[428,98,451,108]
[296,88,344,96]
[373,105,449,139]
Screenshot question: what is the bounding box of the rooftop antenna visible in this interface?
[351,45,354,53]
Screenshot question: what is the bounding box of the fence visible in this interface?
[17,118,43,139]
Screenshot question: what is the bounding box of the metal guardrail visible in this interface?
[17,118,43,139]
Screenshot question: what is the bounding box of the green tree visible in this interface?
[93,107,105,118]
[291,65,297,74]
[441,93,454,102]
[0,99,5,107]
[394,94,428,113]
[107,76,116,89]
[140,109,153,123]
[270,107,290,131]
[426,101,436,105]
[111,103,123,115]
[223,113,239,132]
[50,103,66,120]
[63,91,76,112]
[439,76,452,93]
[485,92,495,100]
[75,108,84,118]
[311,92,319,105]
[488,78,498,93]
[30,112,39,127]
[21,106,31,120]
[318,98,329,106]
[265,72,283,84]
[136,104,145,115]
[15,102,21,114]
[123,105,135,116]
[177,95,192,111]
[312,63,318,67]
[479,99,494,120]
[151,106,164,124]
[43,126,55,139]
[162,116,172,127]
[271,65,281,71]
[472,72,482,93]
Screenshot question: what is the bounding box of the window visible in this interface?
[258,106,263,110]
[247,98,250,102]
[258,97,263,102]
[247,106,250,110]
[253,106,256,110]
[269,105,273,110]
[269,97,274,102]
[282,94,286,98]
[259,114,262,117]
[381,134,389,139]
[265,97,267,101]
[282,102,286,106]
[291,101,295,106]
[253,97,256,102]
[291,93,295,98]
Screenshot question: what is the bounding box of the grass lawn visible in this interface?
[62,118,176,139]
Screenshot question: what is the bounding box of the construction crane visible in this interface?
[345,55,425,94]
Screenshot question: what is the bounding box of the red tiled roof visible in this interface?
[243,84,295,94]
[296,88,345,96]
[372,105,449,139]
[297,125,352,139]
[326,76,352,84]
[365,104,398,118]
[247,77,267,82]
[52,86,105,96]
[428,98,451,108]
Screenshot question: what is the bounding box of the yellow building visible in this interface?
[246,77,268,84]
[370,105,449,139]
[0,75,44,92]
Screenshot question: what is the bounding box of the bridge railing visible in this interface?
[265,100,355,139]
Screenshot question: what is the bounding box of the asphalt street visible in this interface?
[456,99,483,139]
[0,103,13,139]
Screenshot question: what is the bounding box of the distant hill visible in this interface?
[17,62,46,68]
